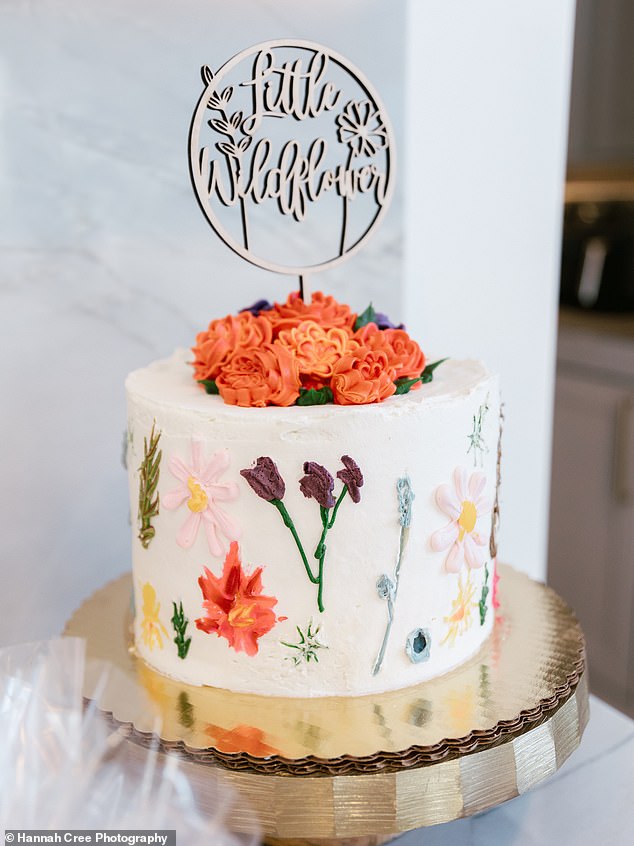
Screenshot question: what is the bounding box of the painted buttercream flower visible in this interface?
[431,468,492,573]
[492,562,501,610]
[191,311,272,382]
[140,582,168,650]
[216,342,301,407]
[354,323,426,382]
[263,291,357,335]
[336,455,364,503]
[299,462,336,509]
[277,321,356,387]
[331,346,397,405]
[195,541,279,655]
[336,100,388,158]
[241,457,285,501]
[163,441,240,557]
[441,572,477,646]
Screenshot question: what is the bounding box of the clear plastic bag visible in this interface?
[0,637,259,845]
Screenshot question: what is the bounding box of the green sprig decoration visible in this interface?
[479,563,490,626]
[281,620,327,666]
[137,422,162,549]
[171,601,192,659]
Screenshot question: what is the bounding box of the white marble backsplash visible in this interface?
[0,0,575,646]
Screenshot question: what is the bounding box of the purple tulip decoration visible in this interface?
[299,462,336,509]
[336,455,364,503]
[240,457,285,501]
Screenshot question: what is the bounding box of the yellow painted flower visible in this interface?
[441,571,477,647]
[140,582,168,650]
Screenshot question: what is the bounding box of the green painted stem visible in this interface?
[328,487,348,528]
[272,499,318,584]
[313,487,348,612]
[317,553,325,613]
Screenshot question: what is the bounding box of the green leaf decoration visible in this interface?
[171,600,192,659]
[420,357,448,384]
[394,376,421,395]
[198,379,219,394]
[479,563,490,626]
[296,386,334,406]
[137,422,162,549]
[394,358,449,394]
[353,302,377,331]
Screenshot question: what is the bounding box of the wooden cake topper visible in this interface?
[189,40,395,292]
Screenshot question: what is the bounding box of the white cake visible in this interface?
[126,348,500,697]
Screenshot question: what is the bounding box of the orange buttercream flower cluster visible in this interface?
[191,291,427,408]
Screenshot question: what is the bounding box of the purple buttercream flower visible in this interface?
[299,462,335,509]
[336,455,364,503]
[374,312,405,331]
[239,298,273,316]
[241,457,285,501]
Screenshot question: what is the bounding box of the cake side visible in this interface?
[126,350,500,697]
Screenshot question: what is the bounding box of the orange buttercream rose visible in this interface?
[354,323,425,383]
[192,312,273,382]
[216,342,301,407]
[331,347,397,405]
[264,291,357,336]
[277,321,357,387]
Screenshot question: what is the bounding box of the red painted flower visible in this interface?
[195,541,278,655]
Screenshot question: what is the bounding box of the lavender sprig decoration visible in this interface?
[373,475,415,675]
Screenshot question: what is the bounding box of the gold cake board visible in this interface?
[64,565,588,843]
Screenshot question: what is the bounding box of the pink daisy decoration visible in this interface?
[431,468,492,573]
[162,441,240,556]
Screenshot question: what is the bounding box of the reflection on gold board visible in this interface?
[64,565,588,839]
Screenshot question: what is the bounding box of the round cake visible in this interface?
[126,347,500,697]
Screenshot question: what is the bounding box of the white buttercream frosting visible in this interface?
[126,349,499,697]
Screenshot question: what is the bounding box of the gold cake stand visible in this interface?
[64,565,588,844]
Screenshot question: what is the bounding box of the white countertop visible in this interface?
[396,695,634,845]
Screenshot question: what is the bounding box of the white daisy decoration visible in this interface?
[431,468,492,573]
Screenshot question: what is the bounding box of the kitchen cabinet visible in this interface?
[549,309,634,716]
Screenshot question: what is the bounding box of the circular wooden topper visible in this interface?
[188,40,396,276]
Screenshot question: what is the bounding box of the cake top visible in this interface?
[126,346,491,420]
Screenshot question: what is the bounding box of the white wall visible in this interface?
[404,0,576,580]
[0,0,575,646]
